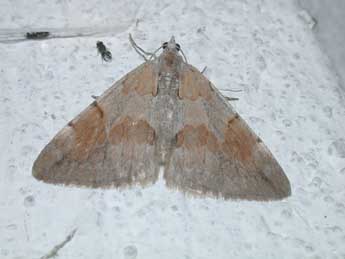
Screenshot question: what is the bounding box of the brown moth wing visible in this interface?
[164,64,291,200]
[32,62,160,188]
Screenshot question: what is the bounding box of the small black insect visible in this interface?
[96,41,112,62]
[26,31,50,40]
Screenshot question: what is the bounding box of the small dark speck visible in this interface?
[124,245,138,259]
[24,195,35,207]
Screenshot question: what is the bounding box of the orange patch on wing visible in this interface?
[176,124,219,152]
[177,116,258,163]
[179,67,213,101]
[222,115,257,163]
[67,103,106,161]
[122,63,158,96]
[109,116,155,145]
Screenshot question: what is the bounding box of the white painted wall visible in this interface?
[298,0,345,92]
[0,1,345,258]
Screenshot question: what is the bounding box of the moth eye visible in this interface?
[176,43,181,51]
[162,42,168,49]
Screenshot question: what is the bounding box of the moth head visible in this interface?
[162,36,181,52]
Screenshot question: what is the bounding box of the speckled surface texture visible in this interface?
[0,0,345,258]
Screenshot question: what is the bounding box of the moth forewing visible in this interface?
[33,62,160,188]
[163,62,290,201]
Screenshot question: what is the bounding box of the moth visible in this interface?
[32,35,291,201]
[96,41,112,62]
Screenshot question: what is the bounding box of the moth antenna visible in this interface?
[148,46,163,61]
[129,34,153,56]
[129,34,148,61]
[129,33,160,61]
[179,47,188,63]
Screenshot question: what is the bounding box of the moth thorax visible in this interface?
[159,73,179,91]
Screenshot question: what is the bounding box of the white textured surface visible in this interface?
[298,0,345,90]
[1,0,345,258]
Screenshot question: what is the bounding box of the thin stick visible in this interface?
[40,228,77,259]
